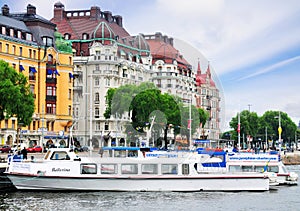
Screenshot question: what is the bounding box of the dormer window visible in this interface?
[42,36,53,47]
[64,33,71,40]
[82,33,88,40]
[26,33,32,41]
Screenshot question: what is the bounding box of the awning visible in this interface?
[29,67,37,73]
[54,70,60,76]
[19,65,25,71]
[69,72,74,78]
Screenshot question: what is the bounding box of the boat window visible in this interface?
[121,164,138,174]
[182,164,189,175]
[50,151,70,160]
[128,150,138,157]
[268,166,279,173]
[162,164,177,174]
[81,163,97,174]
[141,164,158,174]
[228,165,242,172]
[101,164,117,174]
[254,166,265,172]
[114,150,126,158]
[241,165,253,172]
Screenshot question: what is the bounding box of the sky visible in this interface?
[2,0,300,131]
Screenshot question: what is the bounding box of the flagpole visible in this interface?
[238,112,241,150]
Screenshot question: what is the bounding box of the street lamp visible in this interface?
[14,57,24,72]
[275,111,282,153]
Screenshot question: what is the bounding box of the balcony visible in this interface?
[46,78,57,84]
[46,95,57,101]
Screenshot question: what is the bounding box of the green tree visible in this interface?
[258,110,297,146]
[229,110,259,141]
[0,60,34,126]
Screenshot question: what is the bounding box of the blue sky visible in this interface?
[3,0,300,130]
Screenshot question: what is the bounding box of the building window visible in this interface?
[105,122,109,131]
[64,33,70,40]
[26,33,32,41]
[68,105,72,116]
[82,33,88,40]
[12,45,16,54]
[11,120,15,129]
[95,92,99,103]
[1,26,5,35]
[29,49,32,58]
[10,28,14,37]
[6,44,9,53]
[19,47,22,56]
[33,50,36,59]
[95,107,99,118]
[47,86,56,96]
[43,36,53,47]
[68,89,72,99]
[95,77,99,86]
[46,103,56,114]
[105,78,110,86]
[96,121,101,131]
[95,64,99,71]
[0,42,2,52]
[17,31,21,39]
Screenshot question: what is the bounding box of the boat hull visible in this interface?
[7,174,269,192]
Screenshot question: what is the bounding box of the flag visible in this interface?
[187,119,192,129]
[237,123,240,133]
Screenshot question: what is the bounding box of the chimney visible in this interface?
[1,4,9,16]
[103,11,113,23]
[168,37,173,46]
[90,6,101,20]
[27,4,36,15]
[155,32,163,41]
[114,15,123,27]
[53,2,65,21]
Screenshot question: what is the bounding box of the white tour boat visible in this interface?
[5,147,270,192]
[226,151,298,185]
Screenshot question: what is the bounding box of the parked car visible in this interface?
[0,145,12,153]
[27,146,43,153]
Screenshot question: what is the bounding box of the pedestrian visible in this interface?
[21,147,27,160]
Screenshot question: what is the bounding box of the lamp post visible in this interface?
[14,57,23,72]
[188,95,192,149]
[275,111,282,153]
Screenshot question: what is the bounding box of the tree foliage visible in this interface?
[104,82,209,145]
[0,60,34,126]
[229,109,297,144]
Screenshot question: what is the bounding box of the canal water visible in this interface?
[0,165,299,211]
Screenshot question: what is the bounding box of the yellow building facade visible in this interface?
[0,4,73,147]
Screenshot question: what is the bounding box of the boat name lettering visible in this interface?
[52,168,70,172]
[146,154,178,158]
[228,157,277,161]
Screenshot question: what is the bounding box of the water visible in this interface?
[1,165,299,211]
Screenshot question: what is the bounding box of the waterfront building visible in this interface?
[51,3,152,147]
[0,4,73,148]
[195,61,221,140]
[51,3,221,147]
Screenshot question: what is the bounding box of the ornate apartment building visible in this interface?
[50,3,221,148]
[0,4,73,148]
